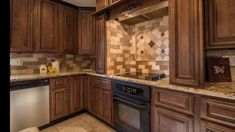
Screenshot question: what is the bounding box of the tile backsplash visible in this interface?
[10,53,95,75]
[207,49,235,81]
[106,16,169,75]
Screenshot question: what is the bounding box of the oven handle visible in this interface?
[113,96,146,109]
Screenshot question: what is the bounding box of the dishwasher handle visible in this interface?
[11,79,49,91]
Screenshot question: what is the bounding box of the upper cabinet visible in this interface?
[96,0,109,10]
[205,0,235,49]
[169,0,204,87]
[77,8,95,55]
[95,14,107,74]
[58,5,77,54]
[35,0,58,53]
[10,0,34,52]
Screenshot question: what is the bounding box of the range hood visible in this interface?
[115,1,168,25]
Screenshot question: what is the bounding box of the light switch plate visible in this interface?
[10,59,22,66]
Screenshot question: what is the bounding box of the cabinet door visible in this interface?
[83,75,91,110]
[78,9,95,55]
[71,76,83,113]
[50,88,68,121]
[35,0,58,53]
[205,0,235,49]
[152,107,194,132]
[169,0,204,86]
[96,0,108,10]
[201,121,235,132]
[10,0,33,52]
[95,14,107,74]
[58,5,76,54]
[102,89,112,124]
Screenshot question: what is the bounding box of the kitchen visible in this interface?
[10,0,235,132]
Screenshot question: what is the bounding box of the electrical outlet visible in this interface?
[10,59,22,66]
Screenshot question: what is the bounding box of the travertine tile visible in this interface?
[40,113,115,132]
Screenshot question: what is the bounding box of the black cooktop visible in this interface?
[115,72,166,81]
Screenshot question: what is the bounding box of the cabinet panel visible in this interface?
[58,5,76,54]
[205,0,235,49]
[152,107,193,132]
[50,88,68,121]
[78,9,95,55]
[96,0,108,10]
[169,0,204,86]
[201,97,235,127]
[201,121,235,132]
[83,75,91,110]
[36,0,58,53]
[102,90,112,124]
[153,88,194,115]
[71,76,83,113]
[95,14,107,74]
[10,0,33,52]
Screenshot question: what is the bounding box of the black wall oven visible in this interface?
[112,80,150,132]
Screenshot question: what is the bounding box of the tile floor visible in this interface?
[40,113,116,132]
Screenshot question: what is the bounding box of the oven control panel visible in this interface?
[119,86,143,95]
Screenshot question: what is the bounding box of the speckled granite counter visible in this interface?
[10,72,235,100]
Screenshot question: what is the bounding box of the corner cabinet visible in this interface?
[34,0,58,53]
[10,0,34,52]
[95,13,108,74]
[169,0,204,87]
[205,0,235,49]
[58,5,77,54]
[77,8,95,55]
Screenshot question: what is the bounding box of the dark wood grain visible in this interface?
[205,0,235,49]
[95,14,107,74]
[169,0,204,87]
[77,8,95,55]
[10,0,34,52]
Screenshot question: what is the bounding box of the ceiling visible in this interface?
[62,0,96,7]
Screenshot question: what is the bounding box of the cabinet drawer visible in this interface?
[50,77,68,89]
[152,88,194,115]
[93,77,111,91]
[201,121,235,132]
[201,97,235,127]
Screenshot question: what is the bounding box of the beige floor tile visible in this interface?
[40,113,115,132]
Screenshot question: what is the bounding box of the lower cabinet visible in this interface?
[201,121,235,132]
[90,77,112,124]
[151,87,235,132]
[70,75,83,113]
[50,77,70,121]
[151,107,193,132]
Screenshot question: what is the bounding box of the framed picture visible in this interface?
[207,57,232,82]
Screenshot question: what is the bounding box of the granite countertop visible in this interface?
[10,71,235,100]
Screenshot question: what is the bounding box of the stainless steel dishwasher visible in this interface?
[10,79,50,132]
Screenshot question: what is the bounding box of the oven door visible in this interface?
[113,95,150,132]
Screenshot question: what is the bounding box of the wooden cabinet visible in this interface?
[82,75,91,110]
[201,97,235,128]
[50,77,69,121]
[70,76,83,113]
[96,0,108,10]
[95,14,107,74]
[205,0,235,49]
[201,121,235,132]
[169,0,204,87]
[152,107,194,132]
[10,0,34,52]
[58,5,77,54]
[77,9,95,55]
[35,0,58,53]
[151,88,195,132]
[90,77,112,124]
